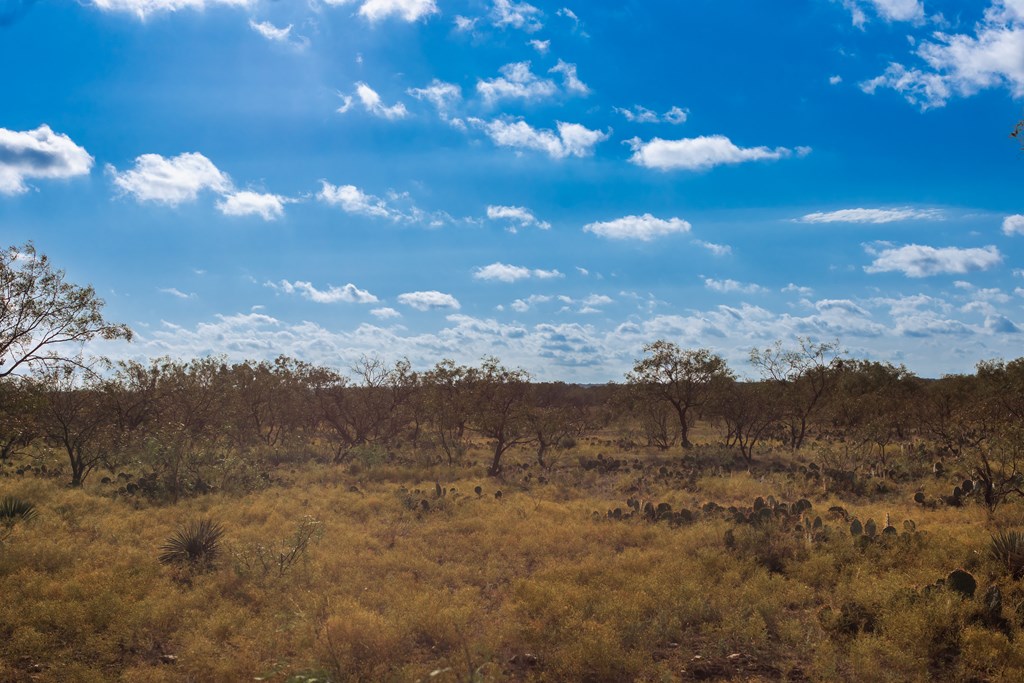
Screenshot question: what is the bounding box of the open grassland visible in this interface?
[3,435,1024,683]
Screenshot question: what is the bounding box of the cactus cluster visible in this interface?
[395,482,471,515]
[912,479,976,508]
[580,454,633,474]
[604,498,695,526]
[848,513,917,545]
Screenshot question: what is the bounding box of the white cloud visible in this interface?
[486,205,551,230]
[453,15,477,31]
[627,135,797,171]
[109,152,231,205]
[799,207,944,223]
[473,262,563,282]
[704,278,766,294]
[249,19,309,49]
[336,95,355,114]
[693,240,732,256]
[398,291,461,311]
[0,125,93,195]
[317,181,396,219]
[663,106,689,124]
[830,75,843,85]
[783,283,814,296]
[549,60,590,95]
[864,243,1003,277]
[615,105,688,124]
[370,307,402,319]
[250,19,289,41]
[528,39,550,53]
[477,62,558,106]
[868,0,924,22]
[556,6,580,28]
[1002,214,1024,235]
[490,0,542,32]
[340,83,408,120]
[93,291,1024,382]
[217,191,288,221]
[269,279,379,304]
[582,294,612,305]
[159,287,196,299]
[407,80,462,116]
[838,0,924,25]
[583,213,691,241]
[510,294,553,312]
[91,0,252,20]
[471,118,609,159]
[324,0,438,22]
[861,3,1024,109]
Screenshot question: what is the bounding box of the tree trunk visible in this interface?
[488,436,506,476]
[676,404,692,449]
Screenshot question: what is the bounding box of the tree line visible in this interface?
[1,242,1023,506]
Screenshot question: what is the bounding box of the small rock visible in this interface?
[160,654,178,665]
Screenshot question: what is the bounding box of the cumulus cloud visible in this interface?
[90,0,253,20]
[627,135,799,171]
[473,262,563,282]
[490,0,543,32]
[614,105,688,124]
[471,118,609,159]
[704,277,766,294]
[799,207,944,223]
[864,243,1003,277]
[861,2,1024,109]
[0,125,93,195]
[477,62,558,106]
[528,39,550,53]
[783,283,815,296]
[1002,214,1024,235]
[268,279,379,304]
[94,290,1024,382]
[486,205,551,230]
[323,0,438,22]
[407,80,462,118]
[398,290,461,311]
[216,191,289,221]
[583,214,691,241]
[370,307,401,319]
[339,83,408,120]
[317,181,397,219]
[109,152,231,205]
[549,60,590,95]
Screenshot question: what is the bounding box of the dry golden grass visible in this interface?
[2,433,1024,682]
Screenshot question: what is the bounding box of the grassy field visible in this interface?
[2,433,1024,682]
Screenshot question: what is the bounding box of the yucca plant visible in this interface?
[0,496,37,543]
[989,529,1024,579]
[0,496,37,525]
[159,518,225,570]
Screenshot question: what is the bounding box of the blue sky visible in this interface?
[2,0,1024,380]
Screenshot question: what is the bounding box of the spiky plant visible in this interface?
[0,496,37,525]
[159,518,225,569]
[0,496,37,544]
[989,529,1024,579]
